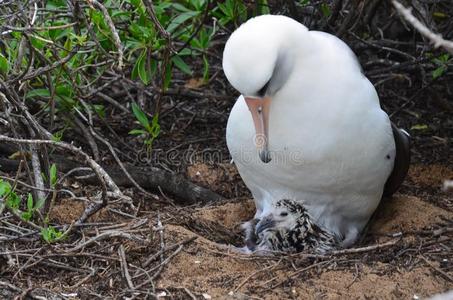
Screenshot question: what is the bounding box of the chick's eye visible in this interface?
[280,212,288,217]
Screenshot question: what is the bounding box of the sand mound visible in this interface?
[157,194,452,299]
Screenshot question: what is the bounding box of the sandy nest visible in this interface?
[149,163,452,299]
[154,194,451,299]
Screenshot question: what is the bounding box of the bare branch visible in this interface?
[0,135,125,202]
[392,0,453,55]
[87,0,124,69]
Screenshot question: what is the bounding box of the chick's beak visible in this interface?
[244,96,271,163]
[255,215,276,235]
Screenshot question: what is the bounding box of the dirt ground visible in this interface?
[1,160,452,300]
[2,112,452,299]
[156,198,450,299]
[27,161,450,299]
[145,163,452,300]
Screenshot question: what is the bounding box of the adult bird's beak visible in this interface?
[244,96,271,163]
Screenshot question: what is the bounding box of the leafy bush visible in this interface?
[0,0,263,150]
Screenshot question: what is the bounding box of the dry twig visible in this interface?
[392,0,453,54]
[86,0,124,69]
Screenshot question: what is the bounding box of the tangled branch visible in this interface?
[392,0,453,55]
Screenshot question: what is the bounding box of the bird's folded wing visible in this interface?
[383,123,411,197]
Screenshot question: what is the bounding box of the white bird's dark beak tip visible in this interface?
[259,150,272,163]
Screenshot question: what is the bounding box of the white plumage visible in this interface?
[223,15,397,249]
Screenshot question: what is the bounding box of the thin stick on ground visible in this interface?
[135,244,185,289]
[234,259,282,292]
[65,230,147,253]
[330,238,400,255]
[420,255,453,283]
[118,244,135,289]
[141,236,197,268]
[267,260,331,289]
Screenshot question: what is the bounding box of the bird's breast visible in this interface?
[226,90,395,197]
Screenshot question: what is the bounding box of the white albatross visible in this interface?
[223,15,410,253]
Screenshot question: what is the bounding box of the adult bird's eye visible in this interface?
[280,212,288,217]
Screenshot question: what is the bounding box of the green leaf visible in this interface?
[131,102,150,129]
[50,164,57,187]
[46,0,67,10]
[21,211,32,221]
[190,38,203,50]
[129,23,154,41]
[41,226,64,243]
[129,129,147,135]
[178,48,192,56]
[0,180,12,196]
[218,1,233,17]
[131,55,140,81]
[167,12,198,33]
[93,104,105,118]
[410,124,428,131]
[30,35,46,49]
[191,28,211,50]
[150,114,161,139]
[320,3,331,18]
[62,36,72,57]
[6,193,20,210]
[433,12,447,19]
[41,172,48,183]
[189,0,206,11]
[52,130,64,142]
[130,0,144,9]
[155,2,172,14]
[35,197,46,210]
[257,0,270,15]
[172,56,192,75]
[202,55,209,82]
[49,27,70,41]
[432,66,446,79]
[170,3,193,13]
[439,54,450,63]
[56,84,72,97]
[27,193,34,211]
[0,54,8,75]
[136,49,151,85]
[25,89,50,99]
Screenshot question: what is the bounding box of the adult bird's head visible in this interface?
[222,15,309,163]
